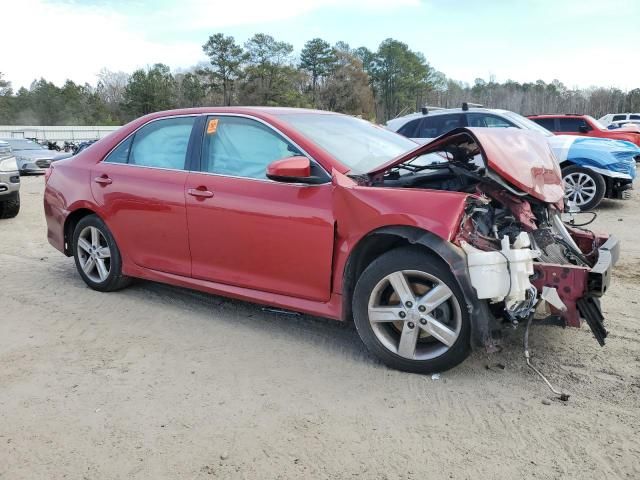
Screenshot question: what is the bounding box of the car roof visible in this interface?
[527,114,587,118]
[387,107,511,128]
[139,106,339,118]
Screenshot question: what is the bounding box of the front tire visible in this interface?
[0,193,20,219]
[562,165,605,210]
[72,215,131,292]
[352,247,471,374]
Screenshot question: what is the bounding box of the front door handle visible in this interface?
[188,188,214,198]
[94,175,112,185]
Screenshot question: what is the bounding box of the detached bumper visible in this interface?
[532,235,620,345]
[588,235,620,296]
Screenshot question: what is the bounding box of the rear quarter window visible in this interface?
[104,137,132,164]
[397,119,421,137]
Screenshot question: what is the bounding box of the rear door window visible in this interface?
[558,117,590,132]
[532,118,556,131]
[127,117,196,170]
[630,115,640,120]
[467,113,516,128]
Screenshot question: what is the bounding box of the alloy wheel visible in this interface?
[77,226,111,283]
[367,270,462,360]
[564,172,597,207]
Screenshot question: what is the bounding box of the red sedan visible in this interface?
[44,107,619,373]
[528,114,640,148]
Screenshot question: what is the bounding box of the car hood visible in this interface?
[615,125,640,133]
[367,127,564,204]
[549,135,638,179]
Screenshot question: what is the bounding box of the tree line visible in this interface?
[1,33,639,126]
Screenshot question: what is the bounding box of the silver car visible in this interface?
[0,141,20,218]
[0,138,71,174]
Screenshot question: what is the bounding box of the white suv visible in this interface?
[0,141,20,219]
[598,113,640,127]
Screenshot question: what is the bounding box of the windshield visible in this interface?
[500,111,554,137]
[3,139,46,150]
[276,113,417,173]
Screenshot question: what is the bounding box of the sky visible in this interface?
[2,0,639,91]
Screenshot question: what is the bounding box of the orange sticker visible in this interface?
[207,119,219,134]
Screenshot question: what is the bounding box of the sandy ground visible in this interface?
[1,176,639,480]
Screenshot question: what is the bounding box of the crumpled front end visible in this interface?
[455,185,619,346]
[369,127,620,347]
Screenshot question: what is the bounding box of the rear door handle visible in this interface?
[187,188,214,198]
[94,175,112,185]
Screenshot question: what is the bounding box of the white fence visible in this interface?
[0,125,121,143]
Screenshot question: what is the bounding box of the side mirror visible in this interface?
[578,125,589,134]
[266,156,325,184]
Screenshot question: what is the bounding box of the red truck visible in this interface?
[528,114,640,148]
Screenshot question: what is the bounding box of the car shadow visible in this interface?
[126,279,376,365]
[596,199,627,211]
[57,265,567,376]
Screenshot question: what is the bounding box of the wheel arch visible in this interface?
[341,225,496,349]
[63,208,100,256]
[559,159,575,168]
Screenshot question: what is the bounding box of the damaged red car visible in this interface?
[44,108,620,373]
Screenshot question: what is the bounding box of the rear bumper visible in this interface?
[43,185,68,255]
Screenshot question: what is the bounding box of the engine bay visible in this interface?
[370,131,611,343]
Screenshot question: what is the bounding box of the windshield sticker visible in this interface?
[207,119,219,134]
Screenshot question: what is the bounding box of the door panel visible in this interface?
[90,116,197,276]
[91,163,191,276]
[185,174,335,301]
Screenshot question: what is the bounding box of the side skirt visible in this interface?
[123,263,344,321]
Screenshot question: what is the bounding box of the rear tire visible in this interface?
[352,247,471,374]
[562,165,605,210]
[0,193,20,219]
[72,214,131,292]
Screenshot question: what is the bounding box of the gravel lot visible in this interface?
[1,176,639,479]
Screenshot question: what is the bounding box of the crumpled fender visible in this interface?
[331,172,497,349]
